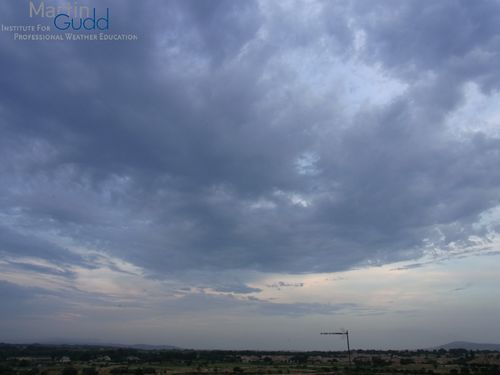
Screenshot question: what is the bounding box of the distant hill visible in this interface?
[32,341,180,350]
[123,344,180,350]
[437,341,500,351]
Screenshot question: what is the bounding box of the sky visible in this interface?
[1,0,500,350]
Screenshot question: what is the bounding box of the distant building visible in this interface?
[241,355,260,363]
[13,357,52,363]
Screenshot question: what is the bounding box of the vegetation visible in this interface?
[1,343,499,375]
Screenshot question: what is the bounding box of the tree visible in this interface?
[82,368,98,375]
[62,367,78,375]
[0,366,15,375]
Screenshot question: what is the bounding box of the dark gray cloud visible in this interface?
[266,281,304,290]
[151,292,364,318]
[0,280,69,320]
[212,283,262,294]
[0,225,83,266]
[1,0,499,285]
[353,0,500,87]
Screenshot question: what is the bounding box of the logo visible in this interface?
[1,1,139,41]
[54,8,109,31]
[30,1,109,31]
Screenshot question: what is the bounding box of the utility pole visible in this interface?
[321,330,351,368]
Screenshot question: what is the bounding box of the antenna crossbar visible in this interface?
[320,329,351,368]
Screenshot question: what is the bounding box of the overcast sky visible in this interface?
[1,0,500,350]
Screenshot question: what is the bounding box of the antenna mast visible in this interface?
[320,330,351,368]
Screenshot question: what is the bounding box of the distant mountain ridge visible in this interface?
[32,341,180,350]
[124,344,180,350]
[99,343,179,350]
[437,341,500,351]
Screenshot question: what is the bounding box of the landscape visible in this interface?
[2,343,500,375]
[1,1,500,374]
